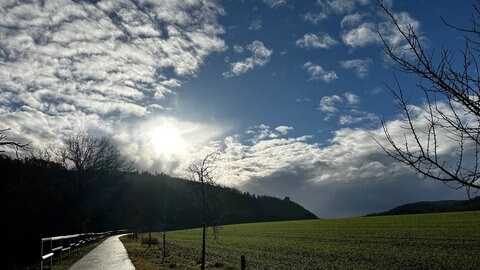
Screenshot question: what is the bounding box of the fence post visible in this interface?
[241,255,246,270]
[163,232,166,258]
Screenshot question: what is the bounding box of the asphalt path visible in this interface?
[69,234,135,270]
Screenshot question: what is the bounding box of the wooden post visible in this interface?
[241,255,246,270]
[163,232,166,258]
[201,223,206,270]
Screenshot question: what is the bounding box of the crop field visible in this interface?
[123,211,480,269]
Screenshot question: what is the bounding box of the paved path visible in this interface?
[69,234,135,270]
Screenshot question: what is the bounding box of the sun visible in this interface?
[150,124,186,156]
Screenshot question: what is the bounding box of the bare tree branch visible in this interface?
[187,151,221,270]
[377,0,480,192]
[0,128,29,157]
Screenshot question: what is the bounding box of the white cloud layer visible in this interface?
[344,92,360,105]
[341,12,366,28]
[318,92,370,123]
[296,33,338,49]
[223,40,273,78]
[318,95,343,113]
[304,0,371,24]
[342,22,379,48]
[303,62,338,83]
[249,19,263,30]
[340,58,373,78]
[263,0,289,8]
[0,0,227,119]
[233,45,244,54]
[341,6,422,49]
[303,12,328,25]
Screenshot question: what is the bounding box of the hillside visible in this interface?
[1,156,315,269]
[367,197,480,216]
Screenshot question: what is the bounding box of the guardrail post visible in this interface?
[60,239,63,264]
[50,239,53,268]
[40,240,43,270]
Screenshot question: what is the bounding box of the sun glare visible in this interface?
[150,124,186,156]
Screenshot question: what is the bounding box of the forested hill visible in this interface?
[367,197,480,216]
[1,156,316,268]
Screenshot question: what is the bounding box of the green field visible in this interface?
[125,211,480,269]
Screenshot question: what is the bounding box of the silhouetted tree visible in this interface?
[188,152,219,270]
[60,132,132,188]
[0,128,28,156]
[377,0,480,194]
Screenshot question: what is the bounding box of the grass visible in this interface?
[120,234,228,270]
[121,211,480,270]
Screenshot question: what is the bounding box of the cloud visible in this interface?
[0,107,111,152]
[263,0,288,8]
[303,0,371,24]
[244,124,294,141]
[233,45,244,53]
[296,33,338,49]
[223,40,273,78]
[378,11,421,48]
[370,87,383,94]
[249,19,262,30]
[342,22,379,48]
[341,12,366,28]
[212,128,319,185]
[318,92,368,123]
[339,110,378,125]
[115,116,229,174]
[341,6,423,49]
[275,125,294,135]
[343,92,360,105]
[296,97,311,103]
[325,0,371,14]
[318,95,343,113]
[303,12,328,25]
[340,58,373,78]
[303,62,338,82]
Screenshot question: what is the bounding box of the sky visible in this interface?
[0,0,475,217]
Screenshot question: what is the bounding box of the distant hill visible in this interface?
[1,156,316,268]
[367,197,480,216]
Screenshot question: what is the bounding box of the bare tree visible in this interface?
[62,132,132,187]
[0,128,28,157]
[377,0,480,194]
[188,152,219,270]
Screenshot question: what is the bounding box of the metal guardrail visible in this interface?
[40,229,129,269]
